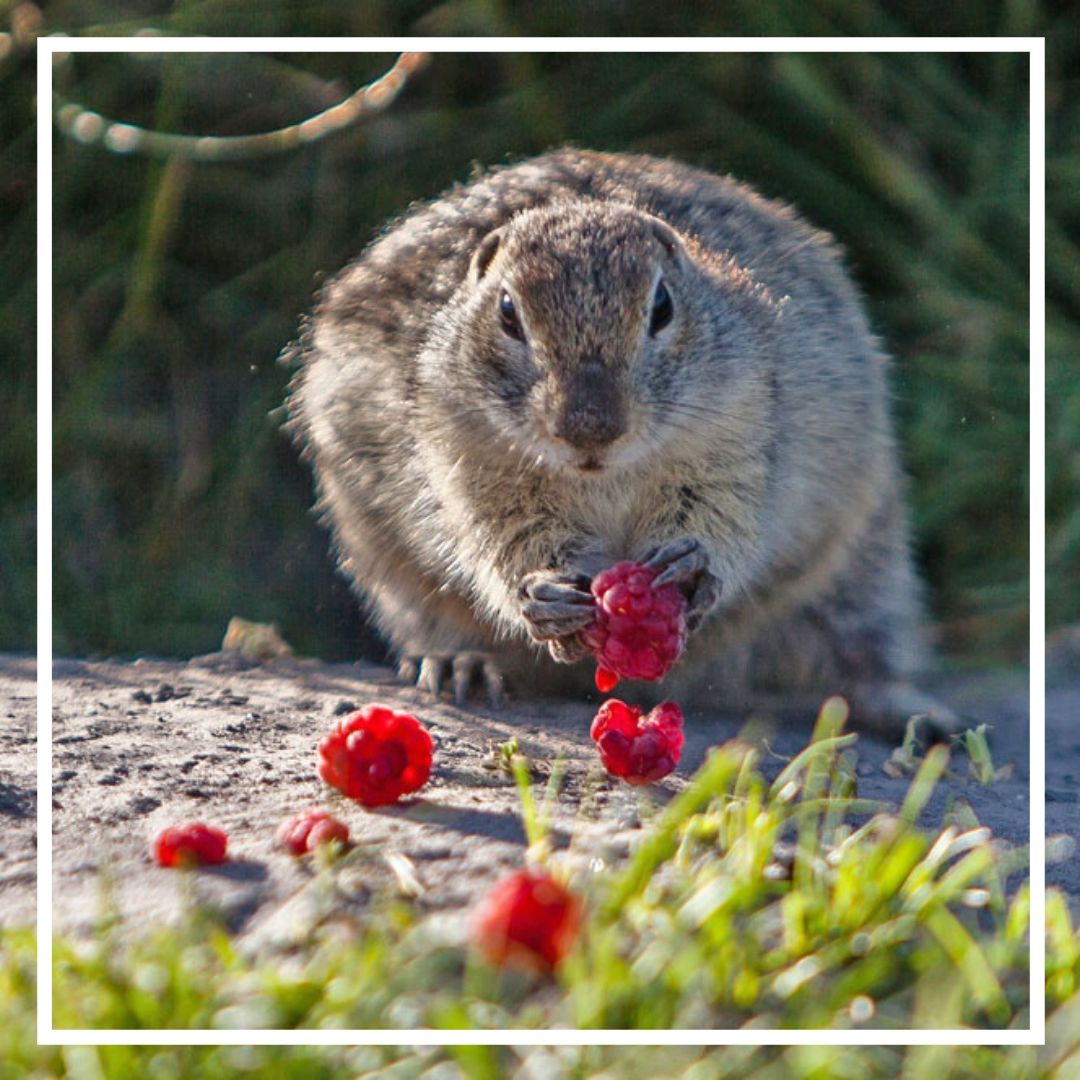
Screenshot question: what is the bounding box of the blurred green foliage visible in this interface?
[1,2,1075,662]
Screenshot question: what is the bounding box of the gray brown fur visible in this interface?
[285,148,957,735]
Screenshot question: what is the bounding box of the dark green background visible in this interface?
[3,3,1076,665]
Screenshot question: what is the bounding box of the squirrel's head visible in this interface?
[435,199,758,475]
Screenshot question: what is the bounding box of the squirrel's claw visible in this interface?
[452,651,505,708]
[642,536,721,630]
[643,536,708,585]
[398,650,505,708]
[547,636,591,664]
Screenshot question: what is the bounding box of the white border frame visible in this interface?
[38,35,1046,1046]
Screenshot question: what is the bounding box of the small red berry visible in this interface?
[590,698,685,785]
[276,810,350,856]
[317,705,433,807]
[470,869,581,971]
[153,822,228,868]
[594,667,620,694]
[580,561,687,687]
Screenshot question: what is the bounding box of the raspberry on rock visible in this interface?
[579,561,687,690]
[276,810,350,856]
[153,822,228,868]
[470,869,581,971]
[317,705,433,807]
[590,698,685,785]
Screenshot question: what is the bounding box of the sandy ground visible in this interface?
[0,651,1072,953]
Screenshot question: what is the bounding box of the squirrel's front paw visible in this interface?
[641,536,722,630]
[520,570,596,660]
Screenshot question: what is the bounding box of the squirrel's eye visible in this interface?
[499,290,524,341]
[649,279,673,336]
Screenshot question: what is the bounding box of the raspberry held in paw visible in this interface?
[153,822,228,867]
[580,561,688,689]
[590,698,685,784]
[470,869,582,971]
[276,810,350,856]
[317,705,433,807]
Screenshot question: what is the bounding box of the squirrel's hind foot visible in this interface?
[397,650,505,708]
[849,680,969,744]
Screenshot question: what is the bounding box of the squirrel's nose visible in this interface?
[551,357,627,450]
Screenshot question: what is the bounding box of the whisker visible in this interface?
[646,397,745,423]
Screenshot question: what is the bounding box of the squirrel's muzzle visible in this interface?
[550,357,628,451]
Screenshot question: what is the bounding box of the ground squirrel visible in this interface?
[285,148,959,736]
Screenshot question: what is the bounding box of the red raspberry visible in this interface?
[276,810,350,856]
[470,869,581,971]
[317,705,433,807]
[590,699,685,785]
[579,561,687,691]
[153,822,228,868]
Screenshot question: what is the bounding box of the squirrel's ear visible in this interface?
[650,219,682,263]
[469,227,504,286]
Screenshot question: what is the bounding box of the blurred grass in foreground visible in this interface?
[0,1,1063,662]
[1,902,1071,1078]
